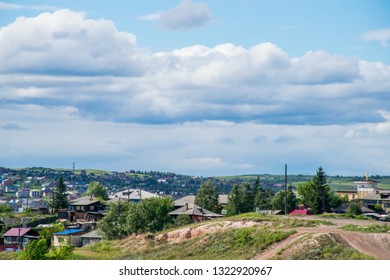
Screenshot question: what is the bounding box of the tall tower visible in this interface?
[73,162,75,174]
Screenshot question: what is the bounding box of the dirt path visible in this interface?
[252,220,390,260]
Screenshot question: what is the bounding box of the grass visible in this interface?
[77,227,296,260]
[273,233,375,260]
[341,224,390,233]
[321,213,372,220]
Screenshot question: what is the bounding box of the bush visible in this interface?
[346,203,362,216]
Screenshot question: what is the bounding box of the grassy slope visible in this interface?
[73,213,375,260]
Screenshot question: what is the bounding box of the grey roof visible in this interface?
[361,192,381,200]
[109,189,159,202]
[173,194,228,207]
[169,203,223,218]
[173,195,195,206]
[80,230,102,239]
[70,196,100,206]
[332,203,375,213]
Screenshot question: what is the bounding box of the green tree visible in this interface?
[39,223,65,247]
[85,181,109,200]
[240,182,253,213]
[173,215,192,227]
[49,244,74,260]
[254,187,273,210]
[297,167,331,214]
[271,185,297,213]
[225,184,243,216]
[313,167,331,213]
[128,197,173,233]
[98,200,131,240]
[18,239,49,260]
[0,203,12,214]
[347,202,362,216]
[52,176,68,213]
[195,181,221,213]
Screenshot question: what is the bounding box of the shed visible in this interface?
[80,230,103,247]
[52,228,86,247]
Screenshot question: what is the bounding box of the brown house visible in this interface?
[58,196,106,222]
[2,227,39,248]
[169,203,223,222]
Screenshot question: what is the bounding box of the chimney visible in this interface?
[185,203,188,210]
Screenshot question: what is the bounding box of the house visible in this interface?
[52,228,86,247]
[355,176,380,199]
[109,189,159,203]
[2,227,39,248]
[41,187,54,198]
[257,210,284,215]
[332,203,375,214]
[335,190,358,201]
[169,203,223,222]
[29,189,41,198]
[357,190,390,213]
[80,230,103,247]
[5,185,18,193]
[173,194,229,210]
[289,209,313,215]
[58,196,106,222]
[16,188,30,198]
[1,179,13,187]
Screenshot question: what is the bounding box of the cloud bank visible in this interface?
[1,10,390,175]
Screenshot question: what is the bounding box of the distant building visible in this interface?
[29,189,41,198]
[109,189,159,203]
[169,203,223,222]
[16,188,30,198]
[355,175,379,199]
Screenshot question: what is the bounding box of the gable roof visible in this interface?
[173,194,228,207]
[169,203,223,218]
[80,230,102,239]
[70,196,101,206]
[109,189,159,201]
[333,203,375,214]
[3,228,33,237]
[289,209,312,215]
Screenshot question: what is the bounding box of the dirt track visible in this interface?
[252,217,390,260]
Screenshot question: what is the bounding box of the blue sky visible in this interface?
[0,0,390,176]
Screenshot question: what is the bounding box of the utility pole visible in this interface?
[284,164,288,215]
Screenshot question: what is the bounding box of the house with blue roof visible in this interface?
[52,228,86,247]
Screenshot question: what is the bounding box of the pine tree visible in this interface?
[225,184,243,216]
[52,176,68,213]
[312,166,331,213]
[195,181,221,213]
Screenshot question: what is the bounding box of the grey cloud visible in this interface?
[157,0,211,30]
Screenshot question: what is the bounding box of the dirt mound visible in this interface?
[156,220,261,243]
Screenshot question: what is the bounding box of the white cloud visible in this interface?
[1,10,390,175]
[363,28,390,46]
[0,9,141,75]
[139,0,211,30]
[0,1,59,11]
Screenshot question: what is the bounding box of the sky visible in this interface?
[0,0,390,177]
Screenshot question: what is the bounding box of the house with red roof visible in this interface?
[2,227,39,248]
[289,209,313,215]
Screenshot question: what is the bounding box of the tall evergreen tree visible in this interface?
[225,184,243,216]
[195,181,221,213]
[297,166,331,214]
[312,166,331,213]
[52,176,68,213]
